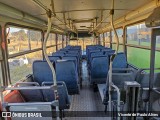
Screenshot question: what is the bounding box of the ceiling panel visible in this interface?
[0,0,152,32]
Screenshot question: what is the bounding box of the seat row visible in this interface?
[1,45,82,117]
[86,45,127,85]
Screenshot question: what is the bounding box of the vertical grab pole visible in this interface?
[110,0,119,54]
[108,0,120,119]
[43,10,60,120]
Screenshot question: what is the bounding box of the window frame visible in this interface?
[125,21,160,52]
[5,23,43,58]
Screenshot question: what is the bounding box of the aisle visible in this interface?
[65,60,108,120]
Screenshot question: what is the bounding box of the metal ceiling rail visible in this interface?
[100,0,160,33]
[32,0,76,33]
[54,8,135,14]
[89,13,110,33]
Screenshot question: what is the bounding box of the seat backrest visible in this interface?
[104,50,115,55]
[112,70,135,88]
[48,56,60,62]
[52,52,65,57]
[55,60,79,95]
[136,70,160,101]
[33,61,53,85]
[91,52,104,57]
[136,71,160,88]
[42,81,70,110]
[112,52,127,68]
[65,54,80,65]
[88,49,100,57]
[91,56,109,81]
[17,82,44,102]
[90,52,106,64]
[62,56,78,73]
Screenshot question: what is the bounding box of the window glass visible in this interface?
[104,32,110,47]
[112,44,123,52]
[47,33,56,46]
[28,30,42,49]
[8,50,42,83]
[7,26,42,55]
[58,35,62,44]
[105,32,110,43]
[58,44,62,50]
[126,23,151,46]
[111,29,123,43]
[70,40,78,46]
[100,34,103,45]
[155,51,160,69]
[155,36,160,70]
[47,47,56,55]
[127,47,150,68]
[156,35,160,49]
[7,27,30,54]
[63,35,66,48]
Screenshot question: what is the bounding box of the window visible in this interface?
[47,33,56,46]
[126,23,152,68]
[28,30,42,49]
[126,23,151,46]
[70,40,78,46]
[58,34,62,44]
[47,47,56,55]
[57,34,62,50]
[7,26,42,55]
[46,33,56,55]
[99,34,104,45]
[63,35,67,48]
[7,27,30,54]
[7,25,43,84]
[112,44,123,52]
[111,28,123,44]
[156,35,160,50]
[155,36,160,69]
[104,32,110,47]
[8,50,43,83]
[111,29,123,51]
[127,47,150,68]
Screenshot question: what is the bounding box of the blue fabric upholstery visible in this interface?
[48,56,60,62]
[55,60,79,95]
[105,68,135,102]
[62,56,79,75]
[52,52,65,57]
[112,52,127,68]
[90,52,105,63]
[33,61,53,85]
[17,82,44,102]
[42,81,71,110]
[65,53,80,66]
[104,50,115,55]
[90,56,109,84]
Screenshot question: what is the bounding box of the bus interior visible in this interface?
[0,0,160,120]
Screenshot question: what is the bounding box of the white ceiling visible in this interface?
[0,0,152,32]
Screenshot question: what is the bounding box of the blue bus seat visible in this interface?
[112,52,127,69]
[48,56,60,62]
[42,81,71,110]
[90,56,109,84]
[33,61,54,85]
[62,56,79,75]
[98,69,135,105]
[55,60,79,95]
[15,82,44,102]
